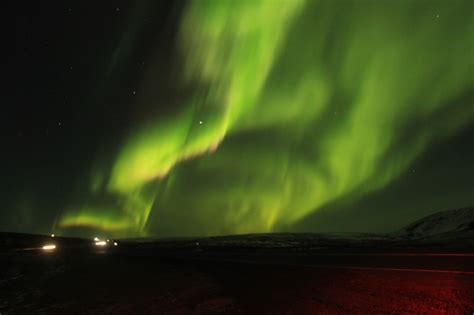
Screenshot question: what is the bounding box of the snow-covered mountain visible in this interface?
[395,206,474,239]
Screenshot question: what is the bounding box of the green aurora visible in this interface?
[57,0,474,237]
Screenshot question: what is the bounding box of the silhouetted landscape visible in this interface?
[1,207,473,314]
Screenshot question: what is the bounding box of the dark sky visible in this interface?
[3,0,473,238]
[4,1,181,233]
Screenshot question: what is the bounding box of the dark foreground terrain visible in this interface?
[1,207,474,314]
[1,232,473,314]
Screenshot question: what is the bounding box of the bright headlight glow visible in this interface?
[113,242,118,246]
[94,237,99,241]
[42,244,56,250]
[95,241,107,246]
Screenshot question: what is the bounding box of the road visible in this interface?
[1,247,473,314]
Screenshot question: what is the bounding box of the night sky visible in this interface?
[3,0,473,238]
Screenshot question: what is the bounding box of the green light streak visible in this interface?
[59,208,137,232]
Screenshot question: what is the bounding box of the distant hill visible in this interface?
[2,206,473,252]
[395,206,474,239]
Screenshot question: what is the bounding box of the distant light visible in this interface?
[42,244,56,250]
[95,241,107,246]
[94,237,99,241]
[51,234,55,237]
[107,239,110,242]
[113,242,118,246]
[199,120,203,125]
[196,242,199,246]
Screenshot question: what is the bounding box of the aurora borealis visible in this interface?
[4,0,474,237]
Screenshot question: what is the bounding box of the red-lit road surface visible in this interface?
[184,252,474,314]
[170,251,474,314]
[214,262,474,314]
[2,250,473,314]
